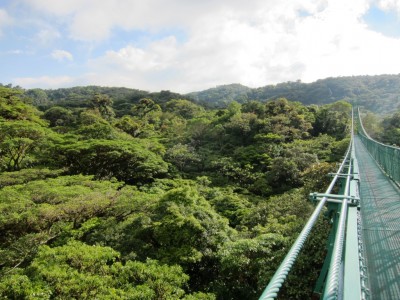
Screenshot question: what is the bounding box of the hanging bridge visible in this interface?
[259,109,400,300]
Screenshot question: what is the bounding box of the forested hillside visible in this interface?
[23,86,185,118]
[189,74,400,113]
[0,85,352,299]
[10,74,400,117]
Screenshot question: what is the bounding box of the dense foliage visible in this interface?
[22,85,186,118]
[188,74,400,113]
[0,85,351,299]
[10,74,400,117]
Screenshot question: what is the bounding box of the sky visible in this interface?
[1,0,400,93]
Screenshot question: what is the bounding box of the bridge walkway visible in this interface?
[355,135,400,299]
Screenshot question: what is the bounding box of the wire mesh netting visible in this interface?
[355,136,400,299]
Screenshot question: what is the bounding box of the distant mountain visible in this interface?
[20,74,400,114]
[187,75,400,114]
[187,84,251,107]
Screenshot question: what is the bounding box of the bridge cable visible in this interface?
[258,115,354,300]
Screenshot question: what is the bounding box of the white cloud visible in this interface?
[294,0,400,82]
[23,0,273,42]
[85,36,179,90]
[0,9,13,36]
[36,28,61,45]
[99,36,177,72]
[76,0,339,91]
[14,0,400,92]
[14,76,75,88]
[51,49,73,62]
[377,0,400,14]
[7,50,24,55]
[71,1,311,91]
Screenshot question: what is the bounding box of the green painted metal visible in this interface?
[343,158,362,300]
[322,134,357,300]
[258,110,373,300]
[343,206,361,300]
[313,184,345,298]
[358,108,400,186]
[314,113,364,300]
[258,141,352,299]
[355,110,400,299]
[310,192,359,206]
[258,111,362,300]
[259,107,400,299]
[312,111,363,300]
[312,204,337,297]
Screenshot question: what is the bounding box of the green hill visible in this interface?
[23,86,186,116]
[8,73,400,114]
[188,74,400,113]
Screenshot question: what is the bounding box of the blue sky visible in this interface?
[1,0,400,93]
[363,4,400,38]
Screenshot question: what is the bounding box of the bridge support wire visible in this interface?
[258,132,353,300]
[323,140,353,299]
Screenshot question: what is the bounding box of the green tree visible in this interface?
[0,168,62,188]
[25,88,49,106]
[0,121,48,171]
[266,147,318,193]
[313,101,351,139]
[265,98,314,141]
[76,110,118,139]
[149,187,232,266]
[0,241,193,299]
[114,115,142,137]
[165,99,204,119]
[90,93,115,121]
[210,193,252,227]
[225,112,258,143]
[216,233,287,299]
[211,157,260,186]
[186,117,212,147]
[43,106,75,127]
[0,175,122,271]
[61,139,168,182]
[381,110,400,145]
[242,100,266,118]
[159,112,187,142]
[0,86,44,124]
[131,98,162,119]
[165,143,201,172]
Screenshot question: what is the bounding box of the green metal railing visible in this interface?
[259,110,362,300]
[322,147,352,300]
[357,108,400,185]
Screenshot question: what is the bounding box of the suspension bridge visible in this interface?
[259,109,400,300]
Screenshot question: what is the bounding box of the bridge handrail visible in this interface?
[357,108,400,185]
[323,134,354,299]
[258,117,354,300]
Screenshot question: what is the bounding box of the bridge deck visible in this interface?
[355,136,400,299]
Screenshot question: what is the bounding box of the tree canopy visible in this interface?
[0,86,352,299]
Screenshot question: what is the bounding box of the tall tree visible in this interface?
[0,87,44,124]
[90,93,115,121]
[0,121,48,171]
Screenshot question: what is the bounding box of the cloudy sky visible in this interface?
[1,0,400,93]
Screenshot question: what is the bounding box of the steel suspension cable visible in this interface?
[322,139,353,299]
[259,136,353,300]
